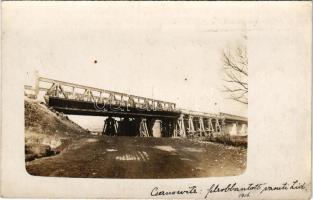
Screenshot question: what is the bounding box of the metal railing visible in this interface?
[28,76,176,112]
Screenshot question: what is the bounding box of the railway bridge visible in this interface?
[25,73,247,138]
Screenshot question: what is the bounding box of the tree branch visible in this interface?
[221,45,248,105]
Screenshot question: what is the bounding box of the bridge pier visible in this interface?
[198,117,205,137]
[174,114,186,138]
[239,124,247,135]
[139,118,149,137]
[206,118,214,136]
[187,116,195,138]
[151,119,162,137]
[118,117,137,136]
[215,118,222,133]
[221,117,226,133]
[159,119,174,137]
[102,116,118,136]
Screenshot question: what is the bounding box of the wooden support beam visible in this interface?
[103,117,118,136]
[173,124,178,138]
[174,114,186,138]
[187,116,195,137]
[215,118,222,133]
[139,118,149,137]
[180,114,186,138]
[102,121,107,135]
[199,117,205,137]
[205,118,214,133]
[221,117,226,132]
[114,120,118,134]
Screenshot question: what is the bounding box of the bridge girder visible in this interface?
[24,75,247,138]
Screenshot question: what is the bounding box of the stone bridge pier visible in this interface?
[224,122,248,136]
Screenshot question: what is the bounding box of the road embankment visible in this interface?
[25,98,89,161]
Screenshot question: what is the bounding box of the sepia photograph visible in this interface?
[22,3,248,178]
[1,2,311,199]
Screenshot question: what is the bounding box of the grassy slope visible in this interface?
[25,98,89,160]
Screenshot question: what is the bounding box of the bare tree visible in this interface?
[222,45,248,105]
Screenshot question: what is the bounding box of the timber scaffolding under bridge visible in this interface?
[24,74,248,138]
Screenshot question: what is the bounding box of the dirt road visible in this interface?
[26,136,247,178]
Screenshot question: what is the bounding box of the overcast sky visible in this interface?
[8,2,248,118]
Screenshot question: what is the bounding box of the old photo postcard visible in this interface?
[1,1,311,199]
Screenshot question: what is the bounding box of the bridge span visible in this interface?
[25,73,247,138]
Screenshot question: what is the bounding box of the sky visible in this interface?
[5,2,248,130]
